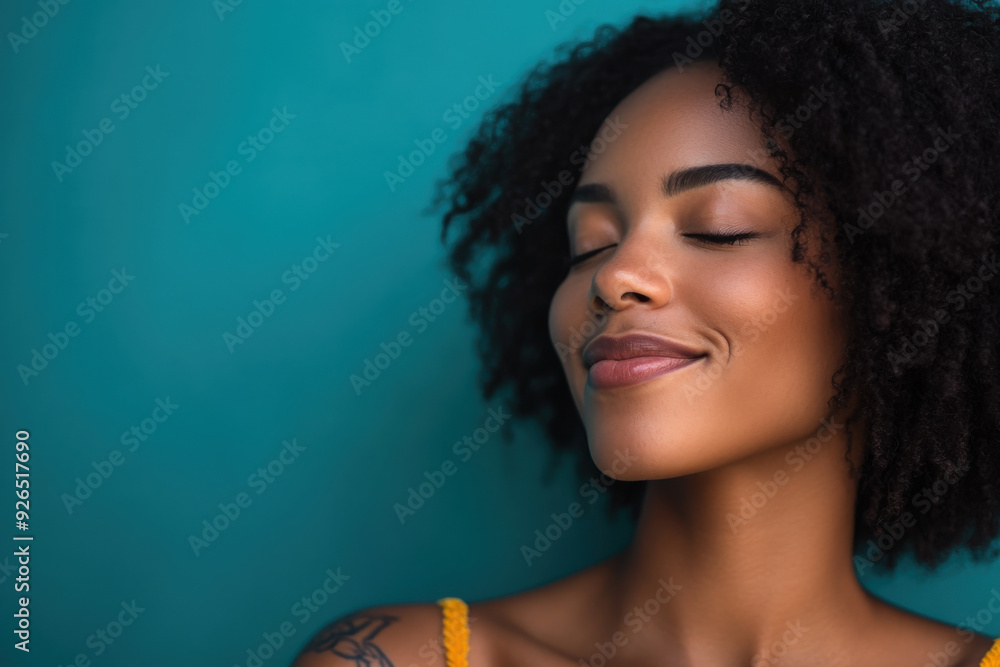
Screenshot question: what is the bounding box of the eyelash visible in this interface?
[564,231,760,267]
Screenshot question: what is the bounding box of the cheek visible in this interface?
[697,270,844,445]
[718,276,799,359]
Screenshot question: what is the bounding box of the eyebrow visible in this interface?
[568,163,789,207]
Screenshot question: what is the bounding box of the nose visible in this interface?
[587,233,674,315]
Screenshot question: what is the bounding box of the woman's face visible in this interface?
[548,61,849,480]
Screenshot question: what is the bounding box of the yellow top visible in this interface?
[984,637,1000,667]
[437,597,469,667]
[437,596,1000,667]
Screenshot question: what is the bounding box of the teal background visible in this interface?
[1,0,997,665]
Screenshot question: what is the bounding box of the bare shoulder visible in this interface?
[289,555,621,667]
[290,602,450,667]
[865,595,999,667]
[917,626,998,667]
[953,633,1000,667]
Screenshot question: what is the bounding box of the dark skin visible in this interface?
[293,62,998,667]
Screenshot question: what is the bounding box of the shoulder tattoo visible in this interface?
[303,612,401,665]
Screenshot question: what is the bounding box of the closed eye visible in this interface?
[564,244,616,268]
[563,232,759,268]
[684,232,760,246]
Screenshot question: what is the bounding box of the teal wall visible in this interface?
[1,1,997,665]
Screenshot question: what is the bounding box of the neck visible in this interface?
[602,413,877,665]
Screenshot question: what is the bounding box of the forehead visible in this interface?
[580,61,776,194]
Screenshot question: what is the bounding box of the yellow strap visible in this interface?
[982,637,1000,667]
[432,600,996,667]
[437,597,469,667]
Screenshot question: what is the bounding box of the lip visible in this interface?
[582,333,707,390]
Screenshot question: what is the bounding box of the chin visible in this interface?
[583,400,802,482]
[584,419,718,481]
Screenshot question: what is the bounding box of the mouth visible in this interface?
[581,332,708,390]
[586,355,706,390]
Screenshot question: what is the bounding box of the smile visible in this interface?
[586,355,705,390]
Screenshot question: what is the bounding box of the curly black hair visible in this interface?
[430,0,1000,572]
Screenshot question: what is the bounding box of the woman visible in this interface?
[294,0,1000,664]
